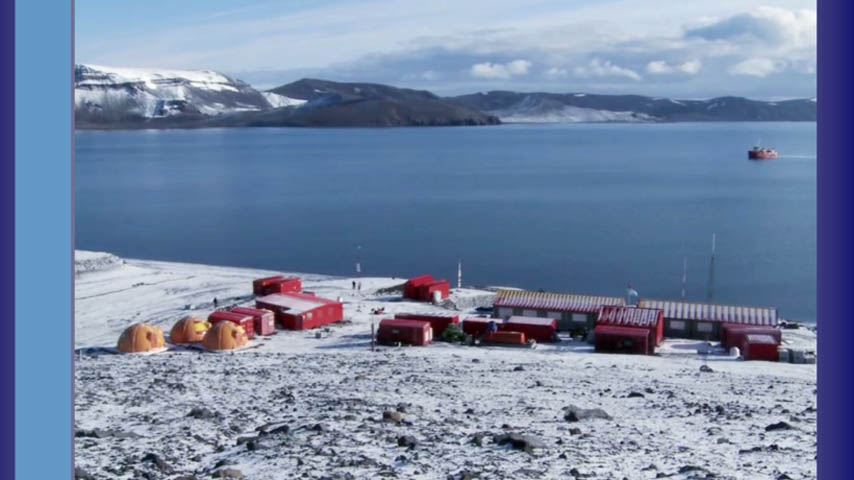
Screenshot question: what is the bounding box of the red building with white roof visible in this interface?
[255,292,343,330]
[637,299,778,341]
[493,289,624,334]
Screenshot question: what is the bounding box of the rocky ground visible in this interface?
[74,252,817,480]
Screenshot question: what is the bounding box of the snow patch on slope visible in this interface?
[497,105,656,123]
[261,91,307,108]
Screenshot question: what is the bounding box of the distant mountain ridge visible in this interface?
[74,64,816,129]
[449,91,816,123]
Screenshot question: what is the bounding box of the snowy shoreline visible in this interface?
[74,251,817,480]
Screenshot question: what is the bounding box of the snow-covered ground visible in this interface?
[74,251,817,480]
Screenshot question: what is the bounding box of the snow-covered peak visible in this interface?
[75,64,305,121]
[76,64,245,92]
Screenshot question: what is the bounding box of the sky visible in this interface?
[75,0,816,99]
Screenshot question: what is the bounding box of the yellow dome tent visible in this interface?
[117,323,166,354]
[170,316,210,344]
[202,320,249,351]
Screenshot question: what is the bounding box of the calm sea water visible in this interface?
[75,123,817,322]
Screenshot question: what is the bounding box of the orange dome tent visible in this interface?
[202,320,249,351]
[117,323,167,354]
[170,316,210,344]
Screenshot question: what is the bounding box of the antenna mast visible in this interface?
[706,234,716,303]
[457,260,462,289]
[681,257,687,298]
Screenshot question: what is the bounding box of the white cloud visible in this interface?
[646,59,702,75]
[470,59,532,79]
[574,59,641,81]
[544,67,568,78]
[728,57,784,77]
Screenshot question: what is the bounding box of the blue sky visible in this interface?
[75,0,816,98]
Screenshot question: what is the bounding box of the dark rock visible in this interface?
[777,474,793,480]
[213,468,245,479]
[397,435,418,449]
[383,410,405,424]
[513,365,525,372]
[564,405,612,422]
[449,471,477,480]
[627,392,645,398]
[310,423,328,433]
[75,428,141,439]
[470,433,484,447]
[765,421,793,432]
[141,453,173,473]
[74,467,95,480]
[494,433,546,454]
[568,428,582,435]
[699,365,714,373]
[644,387,654,394]
[678,465,706,474]
[187,407,220,420]
[267,424,290,435]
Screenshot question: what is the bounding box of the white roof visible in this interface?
[256,294,330,315]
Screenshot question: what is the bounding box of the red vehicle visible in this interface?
[207,311,256,339]
[481,331,529,346]
[748,146,779,159]
[230,307,276,336]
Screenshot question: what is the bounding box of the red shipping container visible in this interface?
[394,313,460,336]
[462,317,495,337]
[231,307,276,336]
[722,324,781,349]
[263,277,302,295]
[377,319,433,346]
[255,292,343,330]
[597,306,664,346]
[253,275,287,295]
[500,316,557,343]
[741,334,779,362]
[482,331,527,345]
[404,275,436,300]
[208,311,256,339]
[594,325,653,355]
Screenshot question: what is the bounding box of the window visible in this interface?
[696,322,713,333]
[669,320,686,330]
[512,308,523,316]
[572,313,587,322]
[537,310,547,318]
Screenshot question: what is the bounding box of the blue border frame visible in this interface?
[0,1,849,478]
[817,1,853,478]
[1,0,15,477]
[12,0,73,478]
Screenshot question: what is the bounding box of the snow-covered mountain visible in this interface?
[450,91,817,123]
[74,64,305,123]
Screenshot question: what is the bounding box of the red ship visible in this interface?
[748,145,779,159]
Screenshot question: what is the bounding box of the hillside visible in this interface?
[449,91,817,123]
